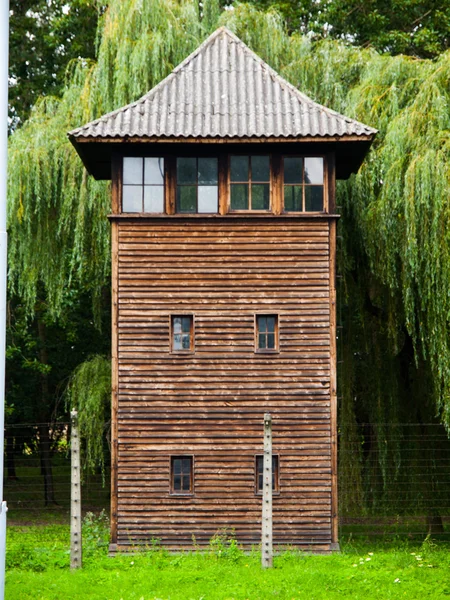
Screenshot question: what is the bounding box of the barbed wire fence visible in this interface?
[3,421,450,539]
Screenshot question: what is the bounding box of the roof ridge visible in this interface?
[69,26,377,139]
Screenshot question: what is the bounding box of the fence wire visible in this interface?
[3,421,450,539]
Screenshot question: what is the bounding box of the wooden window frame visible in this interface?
[227,154,273,213]
[281,155,328,214]
[170,314,195,354]
[121,156,166,214]
[170,455,194,496]
[255,454,280,495]
[117,153,330,216]
[175,157,219,214]
[254,313,279,353]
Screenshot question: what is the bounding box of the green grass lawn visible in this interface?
[5,518,450,600]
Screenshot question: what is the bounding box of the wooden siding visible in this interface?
[113,217,335,550]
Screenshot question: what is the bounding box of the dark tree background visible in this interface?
[232,0,450,57]
[9,0,103,128]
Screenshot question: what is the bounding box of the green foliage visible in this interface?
[82,510,110,555]
[9,0,102,128]
[208,528,243,561]
[6,524,450,599]
[66,355,111,474]
[241,0,450,58]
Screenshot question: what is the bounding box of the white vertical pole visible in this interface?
[261,413,273,568]
[70,410,82,569]
[0,2,10,599]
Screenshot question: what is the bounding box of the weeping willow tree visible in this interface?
[8,0,450,516]
[66,355,111,475]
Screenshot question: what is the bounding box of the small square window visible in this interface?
[171,315,194,352]
[255,455,279,494]
[255,315,278,352]
[171,456,193,494]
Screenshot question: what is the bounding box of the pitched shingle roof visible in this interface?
[69,27,377,141]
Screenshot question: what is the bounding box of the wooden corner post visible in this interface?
[70,410,82,569]
[262,413,273,568]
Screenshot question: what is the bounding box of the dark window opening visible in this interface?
[230,155,270,211]
[176,157,218,213]
[171,456,193,494]
[256,455,279,493]
[283,156,324,212]
[256,315,278,351]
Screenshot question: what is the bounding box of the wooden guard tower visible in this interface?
[69,27,376,553]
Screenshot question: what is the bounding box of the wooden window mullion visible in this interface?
[219,154,228,215]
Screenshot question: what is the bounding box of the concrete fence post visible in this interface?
[262,413,273,568]
[70,410,82,569]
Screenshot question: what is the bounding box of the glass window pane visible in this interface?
[304,157,323,184]
[173,474,181,490]
[182,475,190,491]
[258,333,266,349]
[251,156,270,181]
[182,458,191,472]
[284,157,303,184]
[181,317,191,333]
[144,157,164,185]
[198,158,218,185]
[251,184,269,210]
[173,317,182,334]
[122,185,142,212]
[267,317,275,333]
[144,185,164,213]
[198,186,218,213]
[230,156,249,182]
[123,157,143,184]
[284,185,302,212]
[182,334,190,350]
[173,334,182,350]
[177,157,197,184]
[267,333,275,349]
[177,186,197,212]
[305,186,324,211]
[258,316,267,332]
[230,184,248,210]
[173,459,182,475]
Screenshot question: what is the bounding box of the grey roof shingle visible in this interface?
[69,27,377,140]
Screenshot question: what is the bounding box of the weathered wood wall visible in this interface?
[111,216,336,551]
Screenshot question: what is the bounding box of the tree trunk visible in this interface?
[427,513,444,535]
[38,424,56,505]
[37,318,57,505]
[6,430,17,480]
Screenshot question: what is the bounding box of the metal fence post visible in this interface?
[70,410,82,569]
[262,413,273,568]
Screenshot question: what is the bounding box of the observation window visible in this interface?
[176,157,218,213]
[122,157,165,213]
[283,156,324,212]
[230,155,270,211]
